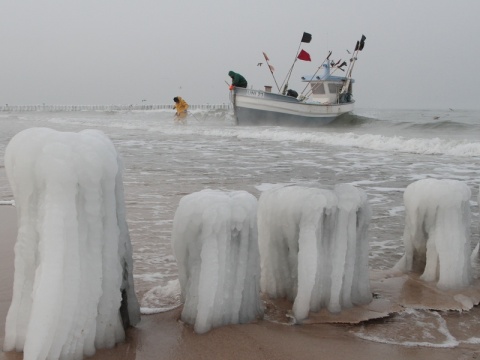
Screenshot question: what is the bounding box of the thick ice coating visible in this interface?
[172,189,263,334]
[394,178,472,289]
[3,127,140,360]
[257,184,372,322]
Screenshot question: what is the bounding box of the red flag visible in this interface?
[268,64,275,72]
[297,49,311,61]
[262,52,269,61]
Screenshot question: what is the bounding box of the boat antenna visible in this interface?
[279,32,312,95]
[340,35,366,95]
[262,52,281,92]
[299,51,332,96]
[279,59,297,95]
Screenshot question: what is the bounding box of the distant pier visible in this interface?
[0,104,232,112]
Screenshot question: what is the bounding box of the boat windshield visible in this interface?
[311,83,325,95]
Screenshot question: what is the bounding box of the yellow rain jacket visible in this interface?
[174,97,189,118]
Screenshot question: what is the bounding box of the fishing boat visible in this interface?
[230,34,366,127]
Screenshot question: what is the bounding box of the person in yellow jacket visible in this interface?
[173,96,189,124]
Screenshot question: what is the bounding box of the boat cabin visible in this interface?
[301,62,354,104]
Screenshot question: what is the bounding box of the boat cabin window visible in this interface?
[328,83,343,94]
[310,83,325,95]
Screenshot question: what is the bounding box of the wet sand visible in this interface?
[0,205,478,360]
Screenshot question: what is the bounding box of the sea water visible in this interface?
[1,107,480,347]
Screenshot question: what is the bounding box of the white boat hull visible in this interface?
[232,88,354,126]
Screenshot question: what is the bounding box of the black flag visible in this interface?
[359,35,366,51]
[301,32,312,43]
[354,40,360,51]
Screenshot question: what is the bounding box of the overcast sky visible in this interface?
[1,0,479,109]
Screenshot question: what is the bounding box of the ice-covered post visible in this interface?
[257,185,372,323]
[172,189,263,334]
[3,128,140,360]
[394,179,472,289]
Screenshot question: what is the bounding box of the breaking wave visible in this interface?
[37,108,480,158]
[155,126,480,158]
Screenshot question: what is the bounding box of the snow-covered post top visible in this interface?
[394,178,472,290]
[172,189,263,334]
[3,127,140,360]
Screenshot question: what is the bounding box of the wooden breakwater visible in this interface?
[0,104,232,112]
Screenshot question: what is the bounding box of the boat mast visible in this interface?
[262,52,281,92]
[280,32,312,95]
[340,35,366,96]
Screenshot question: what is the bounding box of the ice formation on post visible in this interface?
[257,184,372,323]
[172,189,263,334]
[394,179,472,289]
[3,128,140,360]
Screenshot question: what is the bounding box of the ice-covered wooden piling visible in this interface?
[257,184,372,323]
[3,128,140,360]
[394,179,472,289]
[172,189,263,334]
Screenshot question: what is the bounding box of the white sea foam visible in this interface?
[42,110,480,157]
[464,337,480,344]
[145,126,480,157]
[352,309,460,348]
[388,206,405,216]
[140,279,181,314]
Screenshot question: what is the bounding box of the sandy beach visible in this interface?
[1,205,479,360]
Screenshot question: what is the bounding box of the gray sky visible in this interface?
[1,0,479,109]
